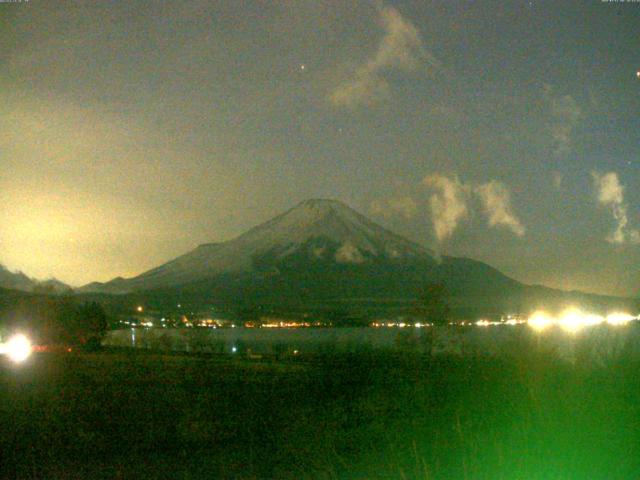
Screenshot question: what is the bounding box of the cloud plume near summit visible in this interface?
[372,175,526,243]
[592,172,640,245]
[422,174,470,242]
[422,175,526,241]
[475,181,526,237]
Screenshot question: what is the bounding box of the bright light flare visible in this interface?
[0,334,33,363]
[582,313,605,327]
[558,309,604,333]
[558,309,588,333]
[606,312,635,326]
[528,309,636,333]
[527,311,553,332]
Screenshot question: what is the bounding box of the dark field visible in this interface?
[1,346,640,479]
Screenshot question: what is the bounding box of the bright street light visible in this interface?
[0,334,33,363]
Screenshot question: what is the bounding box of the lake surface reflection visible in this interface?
[104,323,640,364]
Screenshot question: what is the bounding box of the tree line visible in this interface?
[0,293,108,347]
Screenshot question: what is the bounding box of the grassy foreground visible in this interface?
[1,344,639,479]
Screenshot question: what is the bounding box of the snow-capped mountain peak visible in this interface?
[82,199,436,292]
[233,198,430,258]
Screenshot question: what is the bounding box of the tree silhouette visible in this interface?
[0,295,108,346]
[417,283,451,326]
[75,301,108,346]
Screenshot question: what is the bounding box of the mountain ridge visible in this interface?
[0,264,71,294]
[81,199,438,293]
[77,199,637,317]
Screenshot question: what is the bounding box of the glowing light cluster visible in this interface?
[371,322,433,328]
[263,321,313,328]
[606,312,636,326]
[528,312,553,331]
[527,309,638,333]
[473,318,526,327]
[0,334,33,363]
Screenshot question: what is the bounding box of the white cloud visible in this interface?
[592,171,640,245]
[475,181,525,237]
[422,174,469,241]
[370,196,418,219]
[544,84,582,157]
[329,5,438,108]
[371,175,525,243]
[421,174,525,241]
[330,75,390,108]
[594,171,624,205]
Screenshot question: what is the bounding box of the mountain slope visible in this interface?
[83,199,438,293]
[79,199,636,317]
[0,265,33,291]
[0,264,71,293]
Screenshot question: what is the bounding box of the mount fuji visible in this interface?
[80,199,632,316]
[83,199,440,291]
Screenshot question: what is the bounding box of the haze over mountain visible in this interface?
[0,264,71,294]
[80,200,634,317]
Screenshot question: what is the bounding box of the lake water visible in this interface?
[104,323,640,364]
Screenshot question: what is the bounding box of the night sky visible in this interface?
[1,1,638,296]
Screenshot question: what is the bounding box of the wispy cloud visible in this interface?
[329,5,438,108]
[544,84,582,157]
[552,171,563,189]
[592,171,640,245]
[475,181,525,236]
[422,174,470,242]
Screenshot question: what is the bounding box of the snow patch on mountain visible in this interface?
[335,243,365,264]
